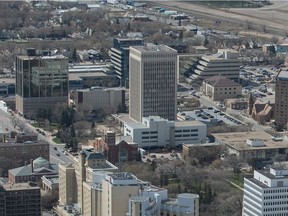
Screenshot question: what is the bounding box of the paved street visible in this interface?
[0,108,74,165]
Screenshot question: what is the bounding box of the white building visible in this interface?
[243,167,288,216]
[128,192,199,216]
[124,116,207,148]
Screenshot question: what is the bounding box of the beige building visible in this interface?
[202,76,242,101]
[129,44,178,122]
[224,98,248,110]
[213,131,288,160]
[275,71,288,128]
[15,49,69,118]
[57,151,200,216]
[192,49,240,82]
[57,151,118,215]
[58,164,77,205]
[177,54,201,83]
[101,173,139,216]
[70,87,125,112]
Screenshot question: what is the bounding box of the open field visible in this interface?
[149,0,288,36]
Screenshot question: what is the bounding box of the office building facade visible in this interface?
[111,37,144,87]
[191,49,240,82]
[1,182,41,216]
[243,167,288,216]
[129,44,178,122]
[124,116,207,148]
[15,49,69,118]
[275,71,288,128]
[70,87,125,113]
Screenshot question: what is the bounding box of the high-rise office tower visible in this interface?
[275,71,288,128]
[129,44,177,122]
[15,48,69,118]
[110,37,144,87]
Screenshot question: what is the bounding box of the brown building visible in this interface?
[89,131,139,165]
[224,98,248,110]
[213,131,288,160]
[0,133,49,172]
[251,100,274,123]
[275,71,288,128]
[202,76,242,101]
[1,182,41,216]
[15,132,38,143]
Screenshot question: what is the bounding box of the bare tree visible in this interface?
[10,113,21,129]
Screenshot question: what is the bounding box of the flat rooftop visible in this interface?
[69,72,116,81]
[17,55,67,60]
[175,120,206,127]
[76,87,124,92]
[108,172,135,180]
[2,183,39,191]
[0,78,15,84]
[131,44,176,53]
[246,177,269,188]
[112,113,138,124]
[277,71,288,80]
[213,131,288,151]
[0,140,49,147]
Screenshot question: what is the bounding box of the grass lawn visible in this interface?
[31,122,40,128]
[52,137,62,144]
[230,173,244,188]
[189,1,263,8]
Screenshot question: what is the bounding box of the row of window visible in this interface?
[142,131,157,135]
[264,201,288,206]
[175,134,198,137]
[264,195,288,200]
[175,129,198,133]
[264,207,288,212]
[215,87,237,91]
[264,188,288,194]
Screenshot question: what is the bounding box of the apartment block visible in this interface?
[275,71,288,128]
[15,48,69,118]
[111,37,144,87]
[1,182,41,216]
[129,44,178,122]
[70,87,125,113]
[243,167,288,216]
[124,116,207,148]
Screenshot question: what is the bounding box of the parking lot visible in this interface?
[241,65,277,96]
[178,107,244,126]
